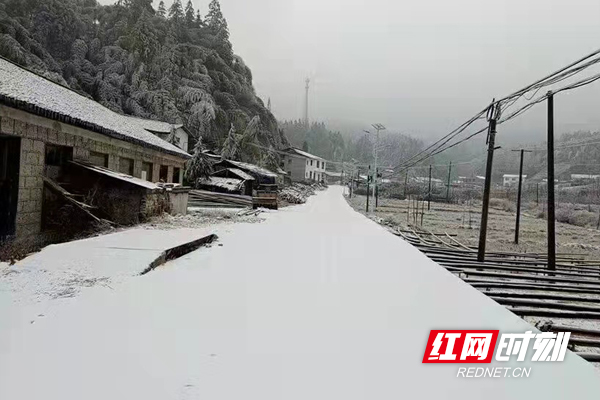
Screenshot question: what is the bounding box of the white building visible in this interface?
[281,148,327,183]
[126,116,190,153]
[571,174,600,181]
[503,174,526,186]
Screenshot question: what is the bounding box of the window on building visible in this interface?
[173,167,181,184]
[45,144,72,167]
[310,160,313,166]
[306,160,309,166]
[159,165,168,182]
[89,151,108,168]
[45,144,73,180]
[317,161,320,168]
[118,157,134,176]
[310,171,313,179]
[141,162,153,181]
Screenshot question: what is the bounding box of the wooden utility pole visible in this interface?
[446,162,452,202]
[404,169,409,197]
[477,101,501,262]
[428,164,432,210]
[547,92,556,271]
[512,149,532,244]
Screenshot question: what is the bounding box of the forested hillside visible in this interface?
[0,0,288,171]
[280,119,424,170]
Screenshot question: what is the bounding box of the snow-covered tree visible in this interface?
[221,123,239,160]
[168,0,184,21]
[184,0,195,26]
[186,137,213,183]
[157,1,166,17]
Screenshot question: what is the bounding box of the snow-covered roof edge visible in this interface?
[0,56,190,159]
[284,147,325,161]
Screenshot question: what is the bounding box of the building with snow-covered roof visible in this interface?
[125,115,190,153]
[281,147,327,183]
[0,57,191,240]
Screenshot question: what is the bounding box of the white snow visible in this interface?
[225,159,278,178]
[286,147,325,160]
[1,187,600,399]
[0,58,189,158]
[198,177,244,191]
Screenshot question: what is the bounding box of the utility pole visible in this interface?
[375,168,379,208]
[369,124,386,212]
[512,149,532,244]
[477,101,501,262]
[446,162,452,203]
[547,92,556,271]
[404,169,409,198]
[427,164,432,210]
[304,78,310,129]
[366,165,370,213]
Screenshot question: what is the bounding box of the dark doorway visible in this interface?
[0,136,21,240]
[173,167,181,184]
[159,165,168,182]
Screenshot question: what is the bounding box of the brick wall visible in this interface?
[0,105,188,238]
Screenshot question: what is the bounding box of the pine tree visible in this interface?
[221,123,239,160]
[205,0,228,37]
[195,10,203,27]
[267,97,271,111]
[157,1,166,17]
[129,10,159,60]
[185,0,195,26]
[168,0,184,21]
[186,137,213,183]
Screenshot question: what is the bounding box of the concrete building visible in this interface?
[281,148,327,183]
[0,57,190,241]
[503,174,526,187]
[126,116,190,153]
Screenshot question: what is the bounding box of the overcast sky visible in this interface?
[99,0,600,142]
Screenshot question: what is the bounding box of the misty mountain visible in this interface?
[0,0,288,160]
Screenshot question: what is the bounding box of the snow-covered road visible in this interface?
[1,186,599,399]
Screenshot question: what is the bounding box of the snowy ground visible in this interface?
[1,187,600,399]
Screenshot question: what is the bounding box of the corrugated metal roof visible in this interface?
[70,161,161,190]
[227,168,255,181]
[0,57,190,158]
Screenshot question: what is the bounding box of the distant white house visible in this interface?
[571,174,600,182]
[411,176,443,186]
[503,174,526,186]
[281,148,327,183]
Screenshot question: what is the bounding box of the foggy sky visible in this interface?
[98,0,600,143]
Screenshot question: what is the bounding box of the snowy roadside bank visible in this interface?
[0,209,266,323]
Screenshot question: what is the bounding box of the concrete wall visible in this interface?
[283,154,328,183]
[283,155,307,182]
[0,105,188,238]
[168,189,189,215]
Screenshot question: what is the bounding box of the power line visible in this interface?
[388,48,600,175]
